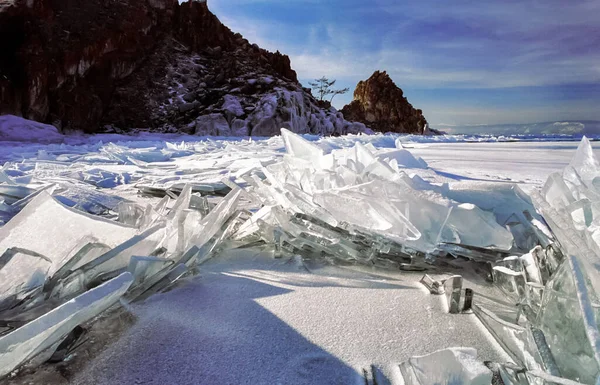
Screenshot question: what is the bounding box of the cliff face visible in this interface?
[341,71,427,134]
[0,0,178,129]
[0,0,362,136]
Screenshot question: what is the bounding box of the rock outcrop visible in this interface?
[0,0,366,136]
[341,71,427,134]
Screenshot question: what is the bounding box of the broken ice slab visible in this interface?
[0,272,132,378]
[54,240,112,277]
[77,224,166,287]
[463,288,474,312]
[133,263,188,302]
[0,248,52,313]
[492,266,527,304]
[438,243,512,262]
[399,347,492,385]
[0,192,139,277]
[0,185,37,205]
[541,244,564,281]
[526,369,592,385]
[494,363,531,385]
[273,228,283,258]
[472,303,544,370]
[123,257,191,303]
[117,202,154,228]
[128,256,174,288]
[188,189,243,248]
[137,183,231,198]
[497,256,524,272]
[420,274,444,295]
[280,128,324,163]
[541,172,576,209]
[524,282,544,315]
[535,258,600,385]
[445,203,515,251]
[42,240,112,302]
[444,275,463,313]
[563,136,600,191]
[189,193,211,215]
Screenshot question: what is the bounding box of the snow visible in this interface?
[0,115,63,143]
[71,251,508,385]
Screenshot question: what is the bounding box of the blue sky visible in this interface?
[209,0,600,125]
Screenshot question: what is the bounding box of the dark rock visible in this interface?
[341,70,427,134]
[182,92,196,102]
[0,0,302,133]
[179,101,199,113]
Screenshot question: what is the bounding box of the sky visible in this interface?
[208,0,600,126]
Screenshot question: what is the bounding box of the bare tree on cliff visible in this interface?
[308,77,350,104]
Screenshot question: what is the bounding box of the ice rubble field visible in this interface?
[1,120,600,384]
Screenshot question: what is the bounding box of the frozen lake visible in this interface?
[1,133,597,384]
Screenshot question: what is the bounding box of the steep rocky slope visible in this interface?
[0,0,367,136]
[341,71,427,134]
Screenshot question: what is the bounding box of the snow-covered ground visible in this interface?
[70,249,511,385]
[2,130,599,384]
[409,141,596,185]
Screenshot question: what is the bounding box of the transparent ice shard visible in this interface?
[123,247,198,303]
[445,203,514,250]
[0,272,132,378]
[280,128,324,164]
[117,202,154,228]
[233,206,274,241]
[0,248,52,312]
[313,190,393,232]
[189,189,243,248]
[399,347,492,385]
[542,173,576,209]
[128,256,174,288]
[444,275,463,313]
[0,185,37,205]
[565,136,600,190]
[166,184,192,221]
[420,274,444,295]
[492,266,526,304]
[189,193,210,216]
[525,282,545,315]
[495,364,531,385]
[499,255,524,271]
[535,258,600,384]
[473,303,544,370]
[136,263,188,301]
[520,250,543,284]
[77,224,166,286]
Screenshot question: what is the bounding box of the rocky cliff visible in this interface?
[0,0,366,136]
[341,71,427,134]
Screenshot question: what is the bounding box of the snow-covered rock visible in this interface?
[194,113,231,136]
[0,115,63,142]
[247,88,368,136]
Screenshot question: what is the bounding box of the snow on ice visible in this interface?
[0,118,600,384]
